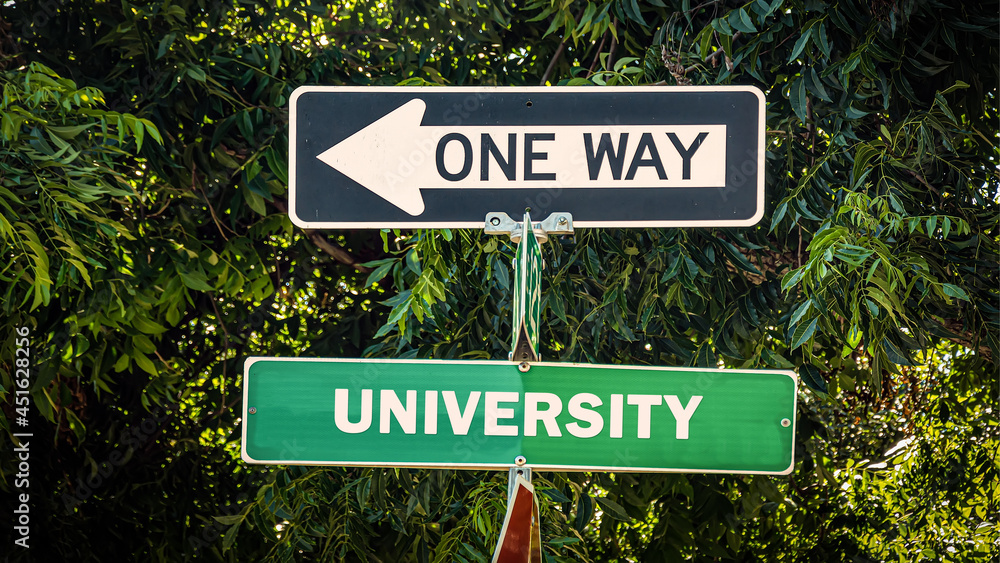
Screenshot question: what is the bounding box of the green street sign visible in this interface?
[242,358,798,474]
[511,214,542,361]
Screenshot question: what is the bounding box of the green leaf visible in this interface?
[548,292,568,323]
[846,324,862,348]
[753,475,785,503]
[156,32,177,59]
[541,487,572,503]
[405,249,422,275]
[493,261,510,289]
[595,496,631,521]
[787,27,813,62]
[844,104,869,119]
[789,301,812,327]
[695,26,714,60]
[64,407,87,442]
[805,67,832,102]
[365,261,396,287]
[852,143,878,188]
[694,343,716,367]
[729,8,757,33]
[816,22,831,58]
[790,76,808,122]
[46,123,96,139]
[114,354,130,372]
[882,338,912,366]
[717,238,762,275]
[222,522,241,551]
[244,187,266,215]
[132,315,168,335]
[186,66,207,83]
[547,536,581,547]
[213,514,244,526]
[865,297,880,317]
[623,0,647,26]
[132,352,157,375]
[781,267,805,291]
[940,283,970,301]
[542,10,565,38]
[799,363,827,393]
[789,316,819,349]
[714,324,745,360]
[179,269,215,292]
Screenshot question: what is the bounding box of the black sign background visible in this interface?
[290,86,764,228]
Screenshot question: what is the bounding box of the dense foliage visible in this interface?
[1,0,997,561]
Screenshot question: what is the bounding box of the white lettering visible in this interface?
[565,393,604,438]
[485,391,519,436]
[664,395,702,439]
[627,394,662,439]
[424,390,438,435]
[334,388,372,433]
[610,394,624,438]
[524,393,562,437]
[380,389,417,434]
[443,391,481,435]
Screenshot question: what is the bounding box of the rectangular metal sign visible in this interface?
[242,358,797,474]
[289,86,765,229]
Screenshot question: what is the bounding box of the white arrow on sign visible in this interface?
[316,99,727,216]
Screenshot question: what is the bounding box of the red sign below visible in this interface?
[492,475,541,563]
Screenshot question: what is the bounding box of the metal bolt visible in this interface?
[558,215,568,225]
[780,418,791,427]
[248,407,257,414]
[518,361,530,372]
[490,216,501,226]
[515,455,527,466]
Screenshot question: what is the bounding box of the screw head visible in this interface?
[518,361,530,372]
[558,215,568,224]
[490,217,501,226]
[248,407,257,415]
[780,418,791,427]
[515,455,527,466]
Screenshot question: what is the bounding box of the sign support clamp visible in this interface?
[485,211,574,243]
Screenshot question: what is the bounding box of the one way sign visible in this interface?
[288,86,764,229]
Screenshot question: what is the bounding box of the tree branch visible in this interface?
[539,8,585,85]
[683,31,743,74]
[606,18,619,71]
[588,31,609,76]
[271,199,372,273]
[540,41,567,86]
[940,319,994,363]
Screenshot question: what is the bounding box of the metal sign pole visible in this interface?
[485,210,571,562]
[485,210,574,364]
[511,212,542,363]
